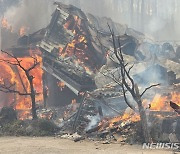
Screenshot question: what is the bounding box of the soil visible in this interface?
[0,137,179,154]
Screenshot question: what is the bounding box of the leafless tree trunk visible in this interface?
[26,71,37,119]
[0,50,40,120]
[105,25,160,143]
[134,84,151,143]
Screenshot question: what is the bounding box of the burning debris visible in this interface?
[0,1,180,145]
[0,50,43,120]
[170,101,180,115]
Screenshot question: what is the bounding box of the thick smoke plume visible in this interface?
[60,0,180,41]
[1,0,55,34]
[0,0,20,14]
[1,0,180,41]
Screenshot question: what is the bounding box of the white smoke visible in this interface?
[147,17,166,34]
[3,0,55,34]
[85,115,100,131]
[58,0,180,41]
[2,0,180,41]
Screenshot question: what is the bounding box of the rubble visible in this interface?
[60,132,85,142]
[1,1,180,145]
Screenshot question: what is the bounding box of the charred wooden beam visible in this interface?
[41,55,96,95]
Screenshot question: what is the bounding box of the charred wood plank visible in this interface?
[72,92,87,132]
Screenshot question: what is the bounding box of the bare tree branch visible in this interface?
[140,84,160,97]
[0,50,40,73]
[0,82,30,95]
[0,50,40,119]
[0,88,31,96]
[0,50,26,72]
[128,63,135,74]
[27,56,40,72]
[105,24,160,142]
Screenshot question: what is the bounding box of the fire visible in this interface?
[71,99,78,111]
[59,49,68,58]
[84,66,92,75]
[1,17,12,31]
[0,50,43,119]
[19,26,27,36]
[61,14,98,73]
[63,99,78,119]
[0,56,16,108]
[1,18,9,28]
[108,112,140,128]
[1,18,9,29]
[98,111,140,131]
[96,92,179,131]
[150,92,180,111]
[1,18,29,35]
[18,110,32,120]
[15,55,43,116]
[58,81,65,91]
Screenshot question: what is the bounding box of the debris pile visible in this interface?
[0,2,180,144]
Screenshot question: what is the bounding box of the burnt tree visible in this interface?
[103,26,160,143]
[0,50,40,120]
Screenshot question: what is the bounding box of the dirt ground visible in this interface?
[0,137,179,154]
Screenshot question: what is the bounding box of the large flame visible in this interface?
[0,50,43,119]
[59,15,97,73]
[1,17,29,36]
[150,92,180,111]
[97,92,180,131]
[0,56,16,108]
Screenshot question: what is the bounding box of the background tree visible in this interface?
[0,50,40,120]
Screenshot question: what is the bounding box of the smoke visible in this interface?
[58,0,180,41]
[0,0,20,14]
[2,0,55,34]
[85,115,100,131]
[147,17,166,34]
[2,0,180,40]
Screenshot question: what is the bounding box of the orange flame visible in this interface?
[58,81,65,91]
[19,26,27,36]
[1,17,13,32]
[1,18,9,28]
[108,112,140,128]
[63,99,78,119]
[98,111,140,131]
[61,14,96,73]
[0,49,43,119]
[150,92,180,111]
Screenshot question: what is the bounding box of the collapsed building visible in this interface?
[1,2,180,142]
[37,2,180,107]
[37,2,180,140]
[38,2,141,107]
